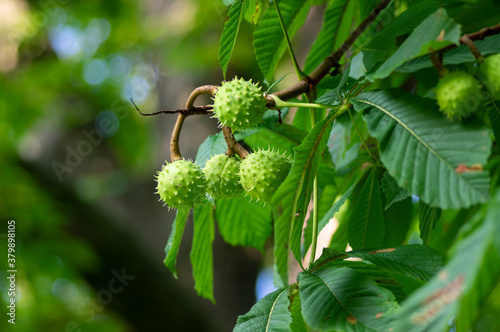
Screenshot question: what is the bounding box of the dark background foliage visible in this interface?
[0,0,269,331]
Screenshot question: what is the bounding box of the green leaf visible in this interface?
[348,167,385,249]
[348,244,444,282]
[397,34,500,73]
[299,267,399,331]
[362,0,440,71]
[303,0,349,74]
[289,285,307,332]
[234,288,292,332]
[273,110,336,287]
[382,197,413,247]
[391,192,500,332]
[418,202,441,246]
[354,89,491,210]
[223,0,238,5]
[370,8,461,80]
[253,0,312,81]
[329,217,349,251]
[244,0,262,24]
[303,182,356,256]
[487,98,500,144]
[215,196,272,252]
[190,202,215,303]
[381,171,411,210]
[195,131,228,168]
[164,208,190,278]
[219,1,245,79]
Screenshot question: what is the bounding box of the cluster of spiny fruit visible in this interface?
[156,77,292,209]
[435,53,500,119]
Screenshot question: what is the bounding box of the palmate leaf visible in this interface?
[347,244,444,282]
[418,202,441,246]
[369,8,461,80]
[273,110,336,288]
[302,0,349,74]
[299,267,399,331]
[353,89,491,210]
[218,0,245,79]
[348,167,385,249]
[391,192,500,332]
[164,208,189,278]
[215,195,272,252]
[253,0,312,81]
[190,201,215,303]
[234,288,292,332]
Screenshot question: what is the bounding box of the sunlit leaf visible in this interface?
[215,196,272,252]
[219,0,245,79]
[254,0,313,81]
[303,0,350,74]
[190,201,215,303]
[164,208,190,278]
[195,132,228,168]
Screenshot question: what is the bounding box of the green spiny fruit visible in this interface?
[435,71,480,119]
[239,150,292,203]
[204,154,243,199]
[480,53,500,99]
[213,77,267,130]
[156,159,206,209]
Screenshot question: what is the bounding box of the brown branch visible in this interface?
[271,0,391,102]
[222,126,249,160]
[170,85,218,162]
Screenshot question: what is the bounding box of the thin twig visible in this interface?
[131,99,213,116]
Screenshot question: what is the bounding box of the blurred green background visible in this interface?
[0,0,271,331]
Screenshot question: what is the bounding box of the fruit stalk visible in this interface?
[170,85,218,161]
[460,35,484,62]
[222,126,249,159]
